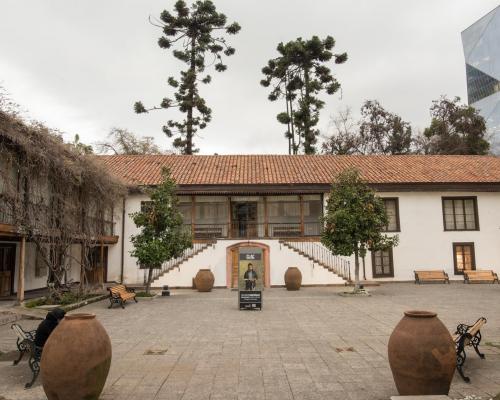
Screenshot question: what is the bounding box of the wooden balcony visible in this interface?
[187,222,322,241]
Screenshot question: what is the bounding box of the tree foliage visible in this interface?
[96,128,165,155]
[134,0,241,154]
[422,96,489,155]
[321,168,398,290]
[359,100,412,155]
[71,134,94,155]
[322,101,413,155]
[261,36,347,154]
[129,168,192,293]
[321,108,361,155]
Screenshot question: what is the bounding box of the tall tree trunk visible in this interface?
[146,267,153,295]
[354,248,360,291]
[186,36,197,155]
[362,255,366,280]
[303,67,313,154]
[289,96,297,154]
[284,73,291,154]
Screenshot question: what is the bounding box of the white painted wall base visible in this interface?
[152,239,346,288]
[1,241,83,294]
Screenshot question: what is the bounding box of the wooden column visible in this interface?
[263,196,269,237]
[16,236,26,304]
[191,195,195,239]
[80,242,85,285]
[100,240,104,287]
[299,195,304,236]
[228,197,232,239]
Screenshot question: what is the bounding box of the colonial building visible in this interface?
[100,154,500,288]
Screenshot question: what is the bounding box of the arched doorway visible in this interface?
[226,242,270,288]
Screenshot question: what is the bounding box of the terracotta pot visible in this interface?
[194,269,214,292]
[41,313,112,400]
[388,310,456,396]
[284,267,302,290]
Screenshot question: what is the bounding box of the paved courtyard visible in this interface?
[1,283,500,400]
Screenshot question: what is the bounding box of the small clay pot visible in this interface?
[388,310,456,396]
[41,313,112,400]
[284,267,302,290]
[194,269,215,292]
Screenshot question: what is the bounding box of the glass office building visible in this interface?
[462,6,500,154]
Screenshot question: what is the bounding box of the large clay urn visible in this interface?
[194,269,215,292]
[41,313,112,400]
[284,267,302,290]
[388,310,456,396]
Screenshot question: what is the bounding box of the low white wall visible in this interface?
[152,239,346,288]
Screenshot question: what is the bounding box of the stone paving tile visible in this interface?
[1,284,500,399]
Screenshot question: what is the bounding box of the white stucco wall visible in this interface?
[152,239,346,288]
[111,190,500,287]
[362,191,500,281]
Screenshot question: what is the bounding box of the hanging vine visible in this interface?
[0,98,125,300]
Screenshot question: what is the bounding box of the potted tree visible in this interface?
[322,168,398,294]
[130,168,192,295]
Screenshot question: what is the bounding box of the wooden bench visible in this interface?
[463,270,499,284]
[108,284,137,309]
[414,270,449,284]
[11,323,42,388]
[453,317,487,382]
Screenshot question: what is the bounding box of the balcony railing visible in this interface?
[187,222,322,240]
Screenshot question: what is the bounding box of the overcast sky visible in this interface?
[1,0,498,154]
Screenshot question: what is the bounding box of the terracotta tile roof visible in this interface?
[96,154,500,187]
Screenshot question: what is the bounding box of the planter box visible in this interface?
[27,295,108,312]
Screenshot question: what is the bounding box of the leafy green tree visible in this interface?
[96,128,165,155]
[359,100,412,154]
[261,36,347,154]
[422,96,489,155]
[130,168,192,293]
[321,168,398,291]
[134,0,241,154]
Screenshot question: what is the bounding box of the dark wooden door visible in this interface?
[87,246,108,284]
[0,244,16,296]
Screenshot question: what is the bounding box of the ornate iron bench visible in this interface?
[453,317,487,382]
[463,270,499,284]
[11,323,42,388]
[414,270,449,284]
[108,284,137,309]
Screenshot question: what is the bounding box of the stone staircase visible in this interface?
[280,240,352,282]
[151,241,216,283]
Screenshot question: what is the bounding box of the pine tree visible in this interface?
[261,36,347,154]
[134,1,241,154]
